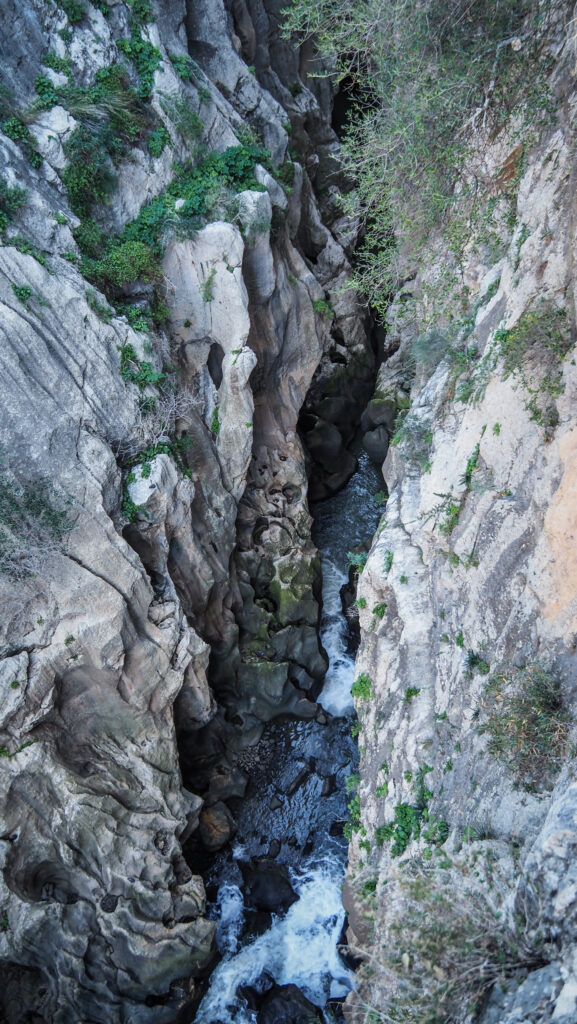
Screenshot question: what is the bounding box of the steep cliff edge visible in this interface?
[344,3,577,1022]
[0,1,370,1020]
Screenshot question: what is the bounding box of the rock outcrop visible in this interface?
[344,4,577,1022]
[0,0,370,1019]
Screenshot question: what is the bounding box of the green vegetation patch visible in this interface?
[0,470,73,579]
[477,662,570,787]
[283,0,537,313]
[351,672,374,701]
[0,179,27,234]
[1,118,42,168]
[495,304,571,434]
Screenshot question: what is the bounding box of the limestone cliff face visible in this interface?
[344,5,577,1022]
[0,0,369,1019]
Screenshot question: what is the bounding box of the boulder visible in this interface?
[240,859,298,914]
[199,802,237,851]
[258,984,323,1024]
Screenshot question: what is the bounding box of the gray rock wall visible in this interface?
[0,0,370,1018]
[344,4,577,1022]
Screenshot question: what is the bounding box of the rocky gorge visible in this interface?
[0,0,576,1023]
[0,0,376,1020]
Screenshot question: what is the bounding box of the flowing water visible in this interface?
[194,454,384,1023]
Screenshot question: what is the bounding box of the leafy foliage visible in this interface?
[58,0,85,24]
[1,118,42,167]
[62,124,118,218]
[351,672,374,701]
[169,53,200,81]
[147,125,171,157]
[118,343,165,390]
[10,235,47,267]
[118,30,162,101]
[11,284,33,306]
[95,240,159,289]
[0,179,27,234]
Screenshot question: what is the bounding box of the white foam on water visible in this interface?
[318,557,355,718]
[215,883,245,956]
[195,860,354,1023]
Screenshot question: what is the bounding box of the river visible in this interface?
[193,454,384,1023]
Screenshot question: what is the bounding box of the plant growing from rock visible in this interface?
[0,178,27,234]
[351,673,374,701]
[476,662,570,787]
[202,266,217,302]
[495,303,571,435]
[352,857,550,1024]
[347,550,368,574]
[0,462,74,579]
[283,0,548,314]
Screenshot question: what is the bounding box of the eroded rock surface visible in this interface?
[0,0,368,1018]
[344,6,577,1022]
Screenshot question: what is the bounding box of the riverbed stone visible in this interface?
[199,802,237,852]
[258,984,323,1024]
[241,860,298,914]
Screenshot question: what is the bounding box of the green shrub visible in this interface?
[372,602,387,618]
[96,240,158,288]
[34,75,59,110]
[404,686,421,702]
[127,0,153,24]
[283,0,540,312]
[477,663,570,786]
[169,53,199,80]
[42,51,73,79]
[312,297,333,318]
[361,878,377,896]
[345,772,360,793]
[118,343,165,389]
[10,235,47,266]
[2,118,42,167]
[351,672,374,701]
[11,284,33,306]
[347,550,367,573]
[114,302,150,331]
[495,304,571,434]
[59,0,85,24]
[210,405,220,435]
[0,180,27,234]
[147,126,171,157]
[202,266,217,302]
[466,650,490,676]
[118,31,162,101]
[497,304,570,379]
[276,160,295,192]
[62,125,118,218]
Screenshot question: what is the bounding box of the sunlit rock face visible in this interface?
[0,0,371,1018]
[343,4,577,1022]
